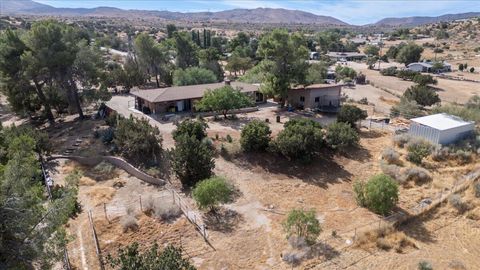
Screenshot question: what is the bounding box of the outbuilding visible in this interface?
[408,113,475,145]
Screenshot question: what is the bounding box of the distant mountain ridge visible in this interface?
[1,0,480,27]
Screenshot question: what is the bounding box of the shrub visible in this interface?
[101,127,114,144]
[171,135,215,187]
[381,148,401,165]
[397,69,419,81]
[337,105,368,128]
[142,195,155,214]
[195,85,253,118]
[154,203,182,221]
[402,167,432,184]
[380,66,398,76]
[240,120,271,152]
[406,139,432,165]
[358,97,369,105]
[393,134,412,148]
[380,163,402,183]
[418,260,433,270]
[354,174,399,215]
[271,118,323,163]
[173,67,217,86]
[474,182,480,198]
[120,215,138,232]
[226,134,233,143]
[325,122,359,151]
[470,67,475,73]
[283,209,321,245]
[93,161,115,177]
[390,97,424,119]
[403,85,440,107]
[172,119,208,142]
[431,146,450,161]
[454,150,472,164]
[449,194,468,213]
[192,176,233,212]
[413,74,437,86]
[353,181,367,206]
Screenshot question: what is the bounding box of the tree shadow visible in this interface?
[397,209,437,244]
[359,129,385,139]
[341,145,373,163]
[232,151,353,189]
[203,208,243,233]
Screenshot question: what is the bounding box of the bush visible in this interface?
[270,118,323,163]
[226,134,233,143]
[325,122,359,152]
[470,67,475,73]
[172,119,208,142]
[354,174,399,215]
[195,85,253,118]
[431,146,450,161]
[142,195,155,214]
[283,209,321,245]
[390,97,424,119]
[380,163,402,183]
[403,85,440,107]
[120,215,138,232]
[192,176,233,211]
[381,148,401,165]
[101,127,115,144]
[397,69,419,81]
[402,167,432,184]
[449,194,468,213]
[418,260,433,270]
[406,139,432,165]
[393,134,412,148]
[380,66,398,76]
[154,203,182,221]
[337,105,368,128]
[240,120,271,152]
[413,74,437,86]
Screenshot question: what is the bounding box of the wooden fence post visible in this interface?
[103,203,109,223]
[139,195,143,212]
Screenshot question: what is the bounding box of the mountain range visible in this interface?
[1,0,480,27]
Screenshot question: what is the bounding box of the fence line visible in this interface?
[88,210,105,270]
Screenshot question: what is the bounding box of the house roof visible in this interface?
[131,82,259,103]
[407,61,451,68]
[326,52,366,58]
[410,113,474,131]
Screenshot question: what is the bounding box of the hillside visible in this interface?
[1,0,348,25]
[373,12,480,27]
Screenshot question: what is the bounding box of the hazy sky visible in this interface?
[35,0,480,25]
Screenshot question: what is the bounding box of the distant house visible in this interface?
[326,52,366,62]
[407,61,452,73]
[131,81,264,114]
[309,52,320,60]
[287,84,343,112]
[409,113,474,145]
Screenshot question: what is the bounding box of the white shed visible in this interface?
[409,113,475,145]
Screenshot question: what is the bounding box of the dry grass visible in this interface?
[85,186,116,206]
[79,176,97,186]
[355,225,417,253]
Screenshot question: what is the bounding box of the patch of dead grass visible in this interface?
[355,225,417,253]
[86,186,116,206]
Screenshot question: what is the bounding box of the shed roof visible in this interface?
[131,82,259,103]
[410,113,474,131]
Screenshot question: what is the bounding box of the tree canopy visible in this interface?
[195,85,253,118]
[172,67,217,86]
[396,43,424,65]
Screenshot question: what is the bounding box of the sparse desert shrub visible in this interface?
[390,97,424,119]
[406,139,432,165]
[474,182,480,198]
[355,225,416,253]
[380,163,403,184]
[354,174,399,215]
[381,148,401,165]
[325,122,359,152]
[376,237,392,250]
[418,260,433,270]
[154,203,182,221]
[226,134,233,143]
[240,120,271,152]
[93,161,115,177]
[142,196,155,214]
[126,205,136,216]
[402,167,432,184]
[448,260,466,270]
[101,127,114,144]
[454,150,472,164]
[358,97,369,105]
[283,209,321,245]
[337,105,368,128]
[393,134,412,148]
[431,146,450,161]
[282,251,305,266]
[449,194,468,213]
[121,215,138,232]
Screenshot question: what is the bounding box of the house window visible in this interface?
[300,96,305,102]
[314,97,320,102]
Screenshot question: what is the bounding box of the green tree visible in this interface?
[174,32,199,69]
[354,174,399,216]
[271,118,323,163]
[240,120,272,152]
[325,122,359,152]
[172,67,217,86]
[257,29,309,105]
[198,47,224,81]
[171,134,215,187]
[195,85,253,118]
[107,242,196,270]
[403,85,440,107]
[192,176,233,212]
[412,74,437,86]
[335,66,357,81]
[166,24,177,39]
[337,105,367,128]
[458,63,464,71]
[134,33,171,87]
[305,62,328,85]
[406,139,432,165]
[172,119,208,142]
[396,43,424,65]
[364,44,380,56]
[390,97,424,119]
[283,209,321,245]
[114,116,163,165]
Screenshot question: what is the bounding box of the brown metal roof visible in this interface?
[130,82,260,103]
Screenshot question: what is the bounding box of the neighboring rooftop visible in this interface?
[411,113,474,130]
[326,52,366,57]
[131,82,259,103]
[291,83,343,90]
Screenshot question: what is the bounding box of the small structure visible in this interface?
[409,113,475,145]
[326,52,366,62]
[407,61,452,73]
[287,84,343,112]
[309,52,320,60]
[131,81,264,114]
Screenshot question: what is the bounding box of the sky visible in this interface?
[34,0,480,25]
